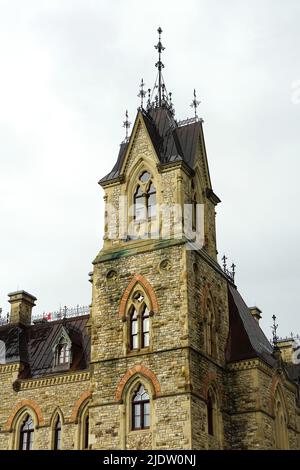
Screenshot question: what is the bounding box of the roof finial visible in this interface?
[146,88,151,110]
[123,110,131,142]
[138,78,146,109]
[155,27,165,107]
[271,314,279,348]
[190,88,200,119]
[222,254,228,271]
[231,262,236,282]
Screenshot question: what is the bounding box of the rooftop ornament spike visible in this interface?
[138,78,146,109]
[190,89,200,119]
[155,27,165,107]
[271,314,279,348]
[122,110,131,143]
[221,255,236,282]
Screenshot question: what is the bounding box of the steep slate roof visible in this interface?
[226,284,276,367]
[0,315,90,378]
[99,107,203,184]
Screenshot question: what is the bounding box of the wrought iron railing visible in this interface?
[0,305,90,326]
[177,116,200,127]
[32,305,90,323]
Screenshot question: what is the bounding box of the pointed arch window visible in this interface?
[274,392,289,449]
[19,415,34,450]
[78,402,90,450]
[128,291,151,351]
[147,182,157,219]
[53,333,72,368]
[134,185,145,221]
[133,172,156,222]
[206,297,217,358]
[83,414,89,450]
[141,306,150,348]
[207,392,214,436]
[206,388,220,440]
[130,308,139,350]
[53,415,62,450]
[132,384,150,430]
[192,193,197,231]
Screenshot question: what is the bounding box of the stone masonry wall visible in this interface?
[0,365,91,450]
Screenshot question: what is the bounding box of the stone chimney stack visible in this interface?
[249,306,262,324]
[277,338,297,363]
[8,291,37,326]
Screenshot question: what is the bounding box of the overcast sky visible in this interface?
[0,0,299,339]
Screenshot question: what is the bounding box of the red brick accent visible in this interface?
[70,390,92,422]
[119,274,159,317]
[115,364,161,401]
[5,399,44,430]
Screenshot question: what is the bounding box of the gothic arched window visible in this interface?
[133,172,156,222]
[132,384,150,430]
[130,308,139,350]
[128,291,151,351]
[141,306,150,348]
[192,193,197,231]
[206,297,217,358]
[83,414,89,450]
[274,391,289,449]
[53,415,62,450]
[134,185,145,221]
[19,415,34,450]
[78,401,90,450]
[207,392,214,436]
[54,337,71,367]
[206,388,220,440]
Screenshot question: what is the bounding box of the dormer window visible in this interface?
[55,338,70,366]
[52,329,72,369]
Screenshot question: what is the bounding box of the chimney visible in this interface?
[277,338,297,363]
[8,291,37,326]
[249,306,262,323]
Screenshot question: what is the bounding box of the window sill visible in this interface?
[128,427,151,434]
[127,347,151,356]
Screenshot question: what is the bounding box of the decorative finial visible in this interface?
[190,89,200,119]
[147,88,151,110]
[138,78,146,109]
[155,27,165,107]
[123,110,131,142]
[222,254,228,271]
[168,92,175,115]
[271,314,279,348]
[231,263,236,281]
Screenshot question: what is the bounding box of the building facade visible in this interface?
[0,30,300,450]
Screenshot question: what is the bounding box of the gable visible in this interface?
[120,115,160,179]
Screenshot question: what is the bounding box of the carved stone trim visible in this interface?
[16,371,90,390]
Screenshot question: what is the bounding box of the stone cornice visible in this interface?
[227,358,273,376]
[94,238,186,264]
[15,371,90,390]
[0,363,20,374]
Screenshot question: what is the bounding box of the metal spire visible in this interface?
[155,27,165,107]
[190,89,200,119]
[138,78,146,109]
[123,110,131,142]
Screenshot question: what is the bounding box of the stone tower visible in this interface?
[88,28,231,450]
